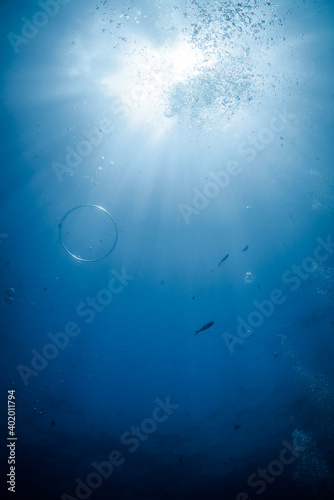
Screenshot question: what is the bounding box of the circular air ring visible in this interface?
[59,205,118,262]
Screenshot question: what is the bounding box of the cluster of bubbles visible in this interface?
[168,0,286,128]
[244,271,255,284]
[276,337,334,495]
[293,363,334,419]
[292,428,334,498]
[312,264,334,306]
[4,288,15,305]
[292,427,310,450]
[168,0,269,124]
[96,0,286,129]
[289,367,334,496]
[309,168,334,215]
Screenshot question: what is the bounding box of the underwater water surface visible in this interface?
[1,0,334,499]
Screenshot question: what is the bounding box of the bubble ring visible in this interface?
[59,205,118,262]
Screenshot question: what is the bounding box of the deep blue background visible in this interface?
[1,0,334,499]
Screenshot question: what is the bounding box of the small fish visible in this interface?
[179,455,183,462]
[234,424,241,430]
[242,245,249,252]
[194,321,214,335]
[219,254,229,266]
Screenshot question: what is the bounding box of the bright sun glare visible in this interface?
[99,37,215,130]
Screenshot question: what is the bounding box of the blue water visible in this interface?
[1,0,334,499]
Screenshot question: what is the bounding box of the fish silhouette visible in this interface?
[219,254,229,266]
[194,321,214,335]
